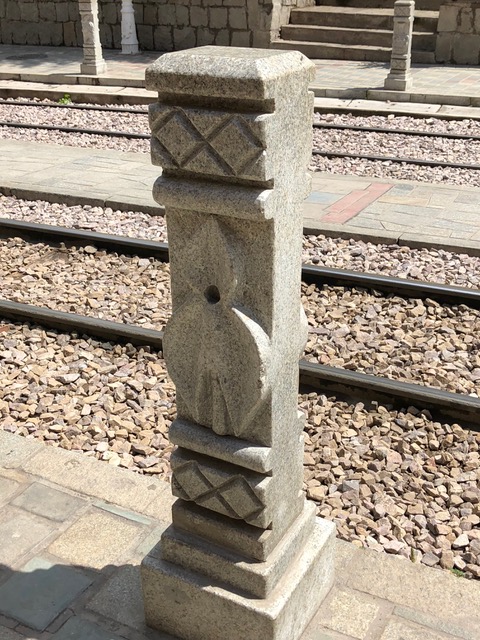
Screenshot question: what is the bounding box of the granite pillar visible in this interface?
[141,46,335,640]
[385,0,415,91]
[79,0,106,75]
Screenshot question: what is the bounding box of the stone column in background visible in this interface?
[79,0,106,75]
[141,46,336,640]
[384,0,415,91]
[121,0,139,54]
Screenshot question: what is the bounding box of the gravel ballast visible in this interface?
[1,194,480,290]
[302,283,480,397]
[0,235,478,397]
[1,321,478,579]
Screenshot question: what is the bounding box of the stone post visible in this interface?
[121,0,139,55]
[141,47,335,640]
[384,0,415,91]
[79,0,106,75]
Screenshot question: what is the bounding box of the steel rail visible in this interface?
[313,121,480,142]
[1,218,479,309]
[2,121,479,173]
[0,298,478,430]
[0,101,477,138]
[0,120,149,140]
[0,99,148,115]
[312,149,480,171]
[0,218,169,260]
[302,265,480,309]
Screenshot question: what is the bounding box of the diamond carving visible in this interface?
[172,460,267,524]
[149,104,270,181]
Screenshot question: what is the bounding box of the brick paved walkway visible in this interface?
[311,60,480,105]
[0,430,478,640]
[1,138,480,255]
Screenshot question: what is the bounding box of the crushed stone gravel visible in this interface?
[311,111,480,187]
[302,283,480,398]
[0,101,149,134]
[314,112,480,137]
[0,237,171,330]
[0,235,478,397]
[1,320,478,580]
[1,195,480,290]
[0,125,149,154]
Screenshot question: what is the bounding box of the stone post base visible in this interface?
[121,44,139,54]
[141,517,335,640]
[384,73,413,91]
[81,61,107,75]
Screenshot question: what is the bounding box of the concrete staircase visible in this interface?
[273,1,440,63]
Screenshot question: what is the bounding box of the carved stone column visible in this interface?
[384,0,415,91]
[141,46,335,640]
[79,0,106,75]
[121,0,139,55]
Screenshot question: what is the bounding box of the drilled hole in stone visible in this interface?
[205,285,221,304]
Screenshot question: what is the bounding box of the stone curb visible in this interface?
[314,97,480,121]
[313,86,480,108]
[3,181,480,257]
[0,183,163,217]
[0,81,154,106]
[0,431,173,522]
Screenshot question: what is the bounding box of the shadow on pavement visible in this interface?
[0,560,174,640]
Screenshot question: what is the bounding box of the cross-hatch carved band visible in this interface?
[149,104,272,182]
[172,457,270,528]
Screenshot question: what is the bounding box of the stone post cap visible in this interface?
[145,46,315,102]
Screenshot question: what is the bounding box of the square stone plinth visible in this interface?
[141,518,335,640]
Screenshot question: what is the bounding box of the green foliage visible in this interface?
[450,568,465,578]
[58,93,72,105]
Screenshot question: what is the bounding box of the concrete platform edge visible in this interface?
[3,182,480,257]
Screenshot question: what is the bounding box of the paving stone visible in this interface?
[92,500,152,526]
[87,565,145,631]
[48,508,146,569]
[303,629,357,640]
[0,477,21,504]
[0,629,27,640]
[12,483,86,522]
[394,606,476,640]
[380,617,461,640]
[305,192,340,205]
[309,586,380,639]
[134,524,169,559]
[0,507,56,565]
[20,443,174,520]
[339,545,480,638]
[0,431,41,469]
[0,556,92,631]
[51,616,124,640]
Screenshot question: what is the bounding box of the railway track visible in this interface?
[3,118,479,171]
[1,99,478,578]
[1,99,480,173]
[0,216,479,430]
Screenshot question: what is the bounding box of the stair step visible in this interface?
[271,39,435,63]
[281,25,436,50]
[290,7,438,32]
[314,0,440,10]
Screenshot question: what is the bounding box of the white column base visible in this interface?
[384,72,413,92]
[121,43,140,54]
[81,60,107,75]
